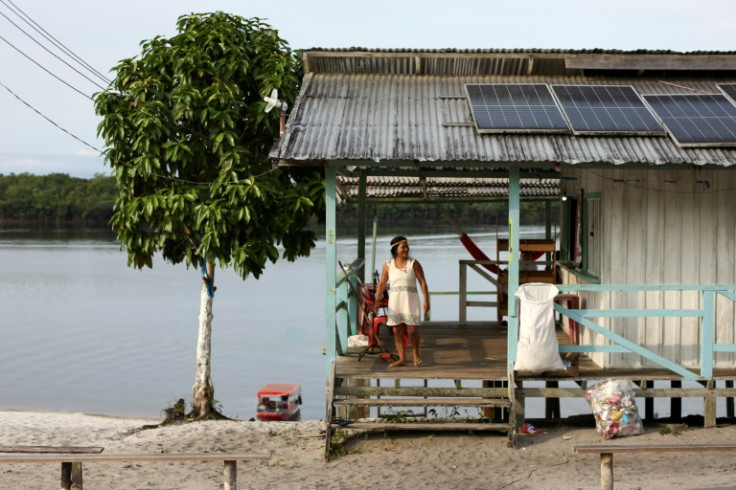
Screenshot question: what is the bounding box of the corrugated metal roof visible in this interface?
[271,50,736,168]
[336,175,559,200]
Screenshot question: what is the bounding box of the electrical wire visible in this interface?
[0,10,107,91]
[0,33,93,100]
[0,78,101,153]
[0,0,110,85]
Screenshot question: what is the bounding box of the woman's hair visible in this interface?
[390,236,407,258]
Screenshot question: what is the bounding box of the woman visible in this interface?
[373,236,430,367]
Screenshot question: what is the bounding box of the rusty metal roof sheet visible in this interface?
[271,50,736,168]
[336,175,559,201]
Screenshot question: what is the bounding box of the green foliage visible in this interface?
[94,12,323,277]
[0,173,115,224]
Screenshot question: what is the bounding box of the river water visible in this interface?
[0,226,711,421]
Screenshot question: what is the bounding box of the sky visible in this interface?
[1,0,735,178]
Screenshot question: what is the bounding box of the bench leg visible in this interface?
[600,453,613,490]
[71,461,83,489]
[61,462,72,490]
[224,460,237,490]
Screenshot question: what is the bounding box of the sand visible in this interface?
[0,410,735,489]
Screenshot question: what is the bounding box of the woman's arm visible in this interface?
[413,260,430,315]
[373,262,389,315]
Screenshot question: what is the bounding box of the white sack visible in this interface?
[513,283,566,373]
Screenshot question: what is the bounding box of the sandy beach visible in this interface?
[0,410,735,489]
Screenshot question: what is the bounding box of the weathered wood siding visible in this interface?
[560,167,736,369]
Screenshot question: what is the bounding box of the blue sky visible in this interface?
[1,0,734,178]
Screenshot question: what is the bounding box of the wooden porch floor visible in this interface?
[336,321,736,383]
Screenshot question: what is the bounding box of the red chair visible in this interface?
[357,280,389,361]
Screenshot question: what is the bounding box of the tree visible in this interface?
[94,12,324,419]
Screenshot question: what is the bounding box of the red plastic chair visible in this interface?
[357,280,389,361]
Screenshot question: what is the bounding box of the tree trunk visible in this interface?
[192,257,215,417]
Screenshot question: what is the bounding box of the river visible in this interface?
[1,226,709,421]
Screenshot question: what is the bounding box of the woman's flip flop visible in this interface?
[414,358,423,367]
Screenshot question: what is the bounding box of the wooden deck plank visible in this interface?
[334,397,511,407]
[337,320,736,382]
[333,422,511,432]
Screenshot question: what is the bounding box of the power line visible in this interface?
[0,78,102,153]
[0,33,93,100]
[0,9,107,91]
[0,0,110,85]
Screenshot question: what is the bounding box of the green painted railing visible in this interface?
[554,284,736,380]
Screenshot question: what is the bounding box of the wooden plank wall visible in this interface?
[561,167,736,369]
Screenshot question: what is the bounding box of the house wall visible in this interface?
[560,166,736,369]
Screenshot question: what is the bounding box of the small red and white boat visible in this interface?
[256,383,302,421]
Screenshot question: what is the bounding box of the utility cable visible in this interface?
[0,9,107,90]
[0,33,93,100]
[0,0,110,85]
[0,78,102,153]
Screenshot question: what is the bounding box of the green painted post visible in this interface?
[337,278,349,354]
[371,208,378,285]
[701,290,714,378]
[508,168,521,365]
[358,172,367,281]
[325,166,337,375]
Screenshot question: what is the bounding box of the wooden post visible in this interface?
[704,378,716,428]
[727,380,734,418]
[224,460,237,490]
[545,381,560,419]
[600,453,614,490]
[644,380,654,420]
[514,380,525,427]
[671,380,682,419]
[61,462,72,490]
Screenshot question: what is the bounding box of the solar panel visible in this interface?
[551,85,666,135]
[718,83,736,104]
[465,84,570,133]
[642,94,736,147]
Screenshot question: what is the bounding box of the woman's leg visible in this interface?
[407,324,421,365]
[391,323,407,366]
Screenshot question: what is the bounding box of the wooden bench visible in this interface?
[0,446,272,490]
[573,442,736,490]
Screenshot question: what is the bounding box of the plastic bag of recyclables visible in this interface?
[585,379,644,438]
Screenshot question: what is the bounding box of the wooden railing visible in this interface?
[554,284,736,380]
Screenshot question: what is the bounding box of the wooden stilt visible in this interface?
[644,380,654,420]
[545,380,560,419]
[705,378,717,428]
[671,380,682,419]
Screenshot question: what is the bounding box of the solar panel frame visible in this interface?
[465,83,570,134]
[642,94,736,148]
[718,83,736,104]
[551,85,666,136]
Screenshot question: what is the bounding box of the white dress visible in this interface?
[386,258,421,326]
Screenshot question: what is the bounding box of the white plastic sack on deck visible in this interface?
[513,283,565,373]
